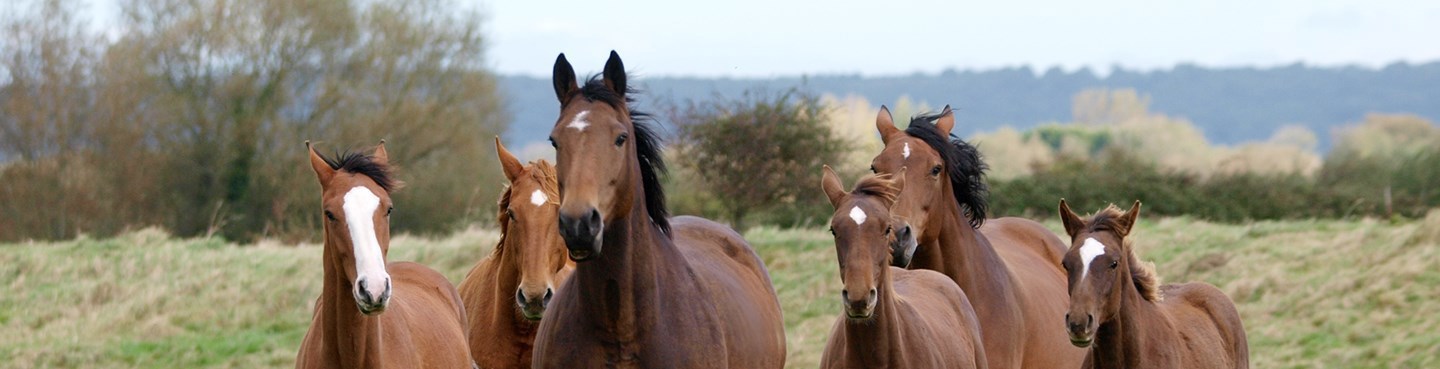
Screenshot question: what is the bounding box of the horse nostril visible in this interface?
[587,209,601,228]
[1088,314,1094,326]
[841,290,849,301]
[515,289,528,306]
[543,288,554,305]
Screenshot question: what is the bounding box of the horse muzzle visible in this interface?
[559,208,603,261]
[353,276,392,315]
[889,223,918,268]
[516,286,554,321]
[1065,312,1095,347]
[842,288,878,320]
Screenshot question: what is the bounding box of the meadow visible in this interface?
[3,212,1439,368]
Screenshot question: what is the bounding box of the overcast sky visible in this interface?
[82,0,1440,78]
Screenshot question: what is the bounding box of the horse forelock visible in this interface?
[850,173,901,207]
[1084,205,1163,302]
[317,149,400,193]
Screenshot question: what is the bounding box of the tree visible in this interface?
[672,89,850,229]
[0,0,507,241]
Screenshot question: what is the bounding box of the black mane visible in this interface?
[317,150,399,193]
[905,112,988,228]
[576,75,671,235]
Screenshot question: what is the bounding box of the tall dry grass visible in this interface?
[3,215,1439,368]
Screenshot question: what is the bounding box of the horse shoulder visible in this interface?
[384,261,472,366]
[894,268,986,368]
[667,216,786,368]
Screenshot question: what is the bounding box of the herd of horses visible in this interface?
[292,51,1250,369]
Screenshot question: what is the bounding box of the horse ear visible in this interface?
[883,167,907,209]
[553,53,579,104]
[1117,200,1142,237]
[876,105,901,143]
[1058,199,1085,239]
[602,50,626,96]
[935,105,955,135]
[820,165,847,209]
[372,140,389,167]
[307,141,335,185]
[495,136,524,183]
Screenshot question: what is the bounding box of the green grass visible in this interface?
[4,212,1440,368]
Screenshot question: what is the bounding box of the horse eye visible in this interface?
[324,210,336,222]
[386,207,393,216]
[884,226,892,235]
[1110,260,1119,269]
[929,165,942,176]
[615,132,629,147]
[548,136,557,148]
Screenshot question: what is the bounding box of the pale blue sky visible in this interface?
[80,0,1440,77]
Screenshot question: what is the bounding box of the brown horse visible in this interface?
[870,106,1085,369]
[1058,200,1249,368]
[531,51,787,368]
[296,142,473,369]
[456,138,574,368]
[818,167,988,369]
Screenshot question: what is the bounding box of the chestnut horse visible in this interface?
[818,167,988,369]
[1058,200,1249,368]
[870,106,1085,369]
[532,51,787,368]
[456,138,574,368]
[296,142,473,369]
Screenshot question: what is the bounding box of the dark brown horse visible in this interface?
[819,166,988,369]
[531,51,787,368]
[456,138,574,369]
[296,142,473,369]
[870,106,1085,369]
[1058,200,1249,368]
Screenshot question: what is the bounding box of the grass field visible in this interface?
[4,212,1440,368]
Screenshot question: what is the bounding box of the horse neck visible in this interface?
[918,184,1013,301]
[842,267,906,367]
[1090,258,1165,368]
[487,230,538,334]
[320,235,385,369]
[570,187,674,341]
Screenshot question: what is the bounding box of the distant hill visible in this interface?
[498,62,1440,150]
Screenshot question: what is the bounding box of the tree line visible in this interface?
[1,0,508,242]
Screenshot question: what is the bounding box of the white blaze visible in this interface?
[849,206,867,225]
[1079,237,1107,279]
[567,111,591,131]
[343,187,390,296]
[530,189,548,206]
[902,142,911,159]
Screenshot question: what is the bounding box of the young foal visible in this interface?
[819,167,988,369]
[457,138,573,368]
[1059,200,1250,369]
[870,106,1084,369]
[296,142,472,369]
[532,51,787,368]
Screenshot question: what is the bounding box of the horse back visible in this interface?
[980,217,1087,369]
[1161,282,1250,369]
[669,215,787,368]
